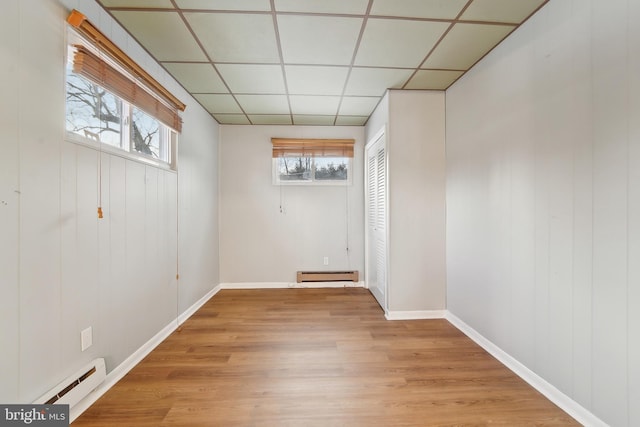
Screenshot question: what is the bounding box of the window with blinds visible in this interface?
[271,138,355,185]
[64,10,183,169]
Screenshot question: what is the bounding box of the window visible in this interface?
[272,138,354,185]
[65,10,184,169]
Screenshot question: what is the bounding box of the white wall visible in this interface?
[446,1,639,426]
[219,125,364,284]
[388,91,446,312]
[0,0,220,404]
[365,90,447,313]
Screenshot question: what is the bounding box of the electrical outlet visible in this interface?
[81,327,93,352]
[323,256,329,266]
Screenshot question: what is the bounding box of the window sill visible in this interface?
[65,132,176,172]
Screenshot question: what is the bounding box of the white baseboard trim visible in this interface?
[178,285,222,325]
[70,320,177,423]
[385,310,446,320]
[70,284,220,423]
[444,311,607,427]
[220,281,365,289]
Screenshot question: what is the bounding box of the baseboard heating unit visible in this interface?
[297,270,359,283]
[34,358,106,408]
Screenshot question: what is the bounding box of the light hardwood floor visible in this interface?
[74,288,578,426]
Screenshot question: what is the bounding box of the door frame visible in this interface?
[364,125,388,312]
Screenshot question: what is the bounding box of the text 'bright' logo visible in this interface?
[0,405,68,426]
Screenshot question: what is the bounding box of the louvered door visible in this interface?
[365,132,387,310]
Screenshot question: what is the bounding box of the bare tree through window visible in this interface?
[66,68,162,158]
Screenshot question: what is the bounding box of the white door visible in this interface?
[365,132,387,311]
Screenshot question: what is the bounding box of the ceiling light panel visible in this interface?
[194,94,242,113]
[162,63,228,93]
[293,115,336,126]
[100,0,174,7]
[461,0,547,23]
[175,0,271,11]
[274,0,369,15]
[289,95,341,115]
[235,95,290,114]
[355,18,449,67]
[111,11,206,62]
[213,114,251,124]
[336,116,368,126]
[277,15,363,65]
[370,0,468,19]
[344,67,414,96]
[405,70,464,90]
[249,115,293,125]
[185,12,280,63]
[422,23,514,70]
[285,66,349,96]
[216,64,286,94]
[338,97,380,116]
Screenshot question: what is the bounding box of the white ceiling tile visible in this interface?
[370,0,468,19]
[422,23,514,70]
[336,116,368,126]
[278,15,363,65]
[275,0,369,15]
[214,114,251,125]
[185,12,280,63]
[344,68,413,96]
[355,18,449,67]
[405,70,464,89]
[216,64,285,94]
[235,95,290,114]
[101,0,174,7]
[339,97,380,116]
[175,0,271,11]
[111,11,206,61]
[194,94,242,113]
[249,115,293,125]
[289,96,341,115]
[461,0,547,23]
[285,66,349,96]
[162,63,228,93]
[293,116,336,126]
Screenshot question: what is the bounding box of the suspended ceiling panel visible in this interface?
[98,0,549,126]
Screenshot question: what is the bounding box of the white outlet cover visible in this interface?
[81,327,93,352]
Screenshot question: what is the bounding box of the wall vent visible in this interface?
[34,358,106,408]
[297,270,359,283]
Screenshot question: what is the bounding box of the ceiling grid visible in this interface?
[99,0,550,126]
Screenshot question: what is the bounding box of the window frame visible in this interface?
[272,156,353,186]
[64,25,179,171]
[271,138,355,186]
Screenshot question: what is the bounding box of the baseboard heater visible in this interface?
[297,270,359,283]
[34,358,106,408]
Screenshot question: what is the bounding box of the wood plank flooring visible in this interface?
[73,288,578,426]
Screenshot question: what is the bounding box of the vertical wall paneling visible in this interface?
[591,0,629,424]
[18,0,65,400]
[446,0,635,425]
[104,155,129,367]
[0,0,21,403]
[626,1,640,425]
[533,0,575,394]
[569,0,594,410]
[0,0,220,403]
[177,101,220,313]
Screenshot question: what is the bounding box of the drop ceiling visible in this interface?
[97,0,549,126]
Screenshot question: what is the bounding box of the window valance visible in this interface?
[271,138,355,158]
